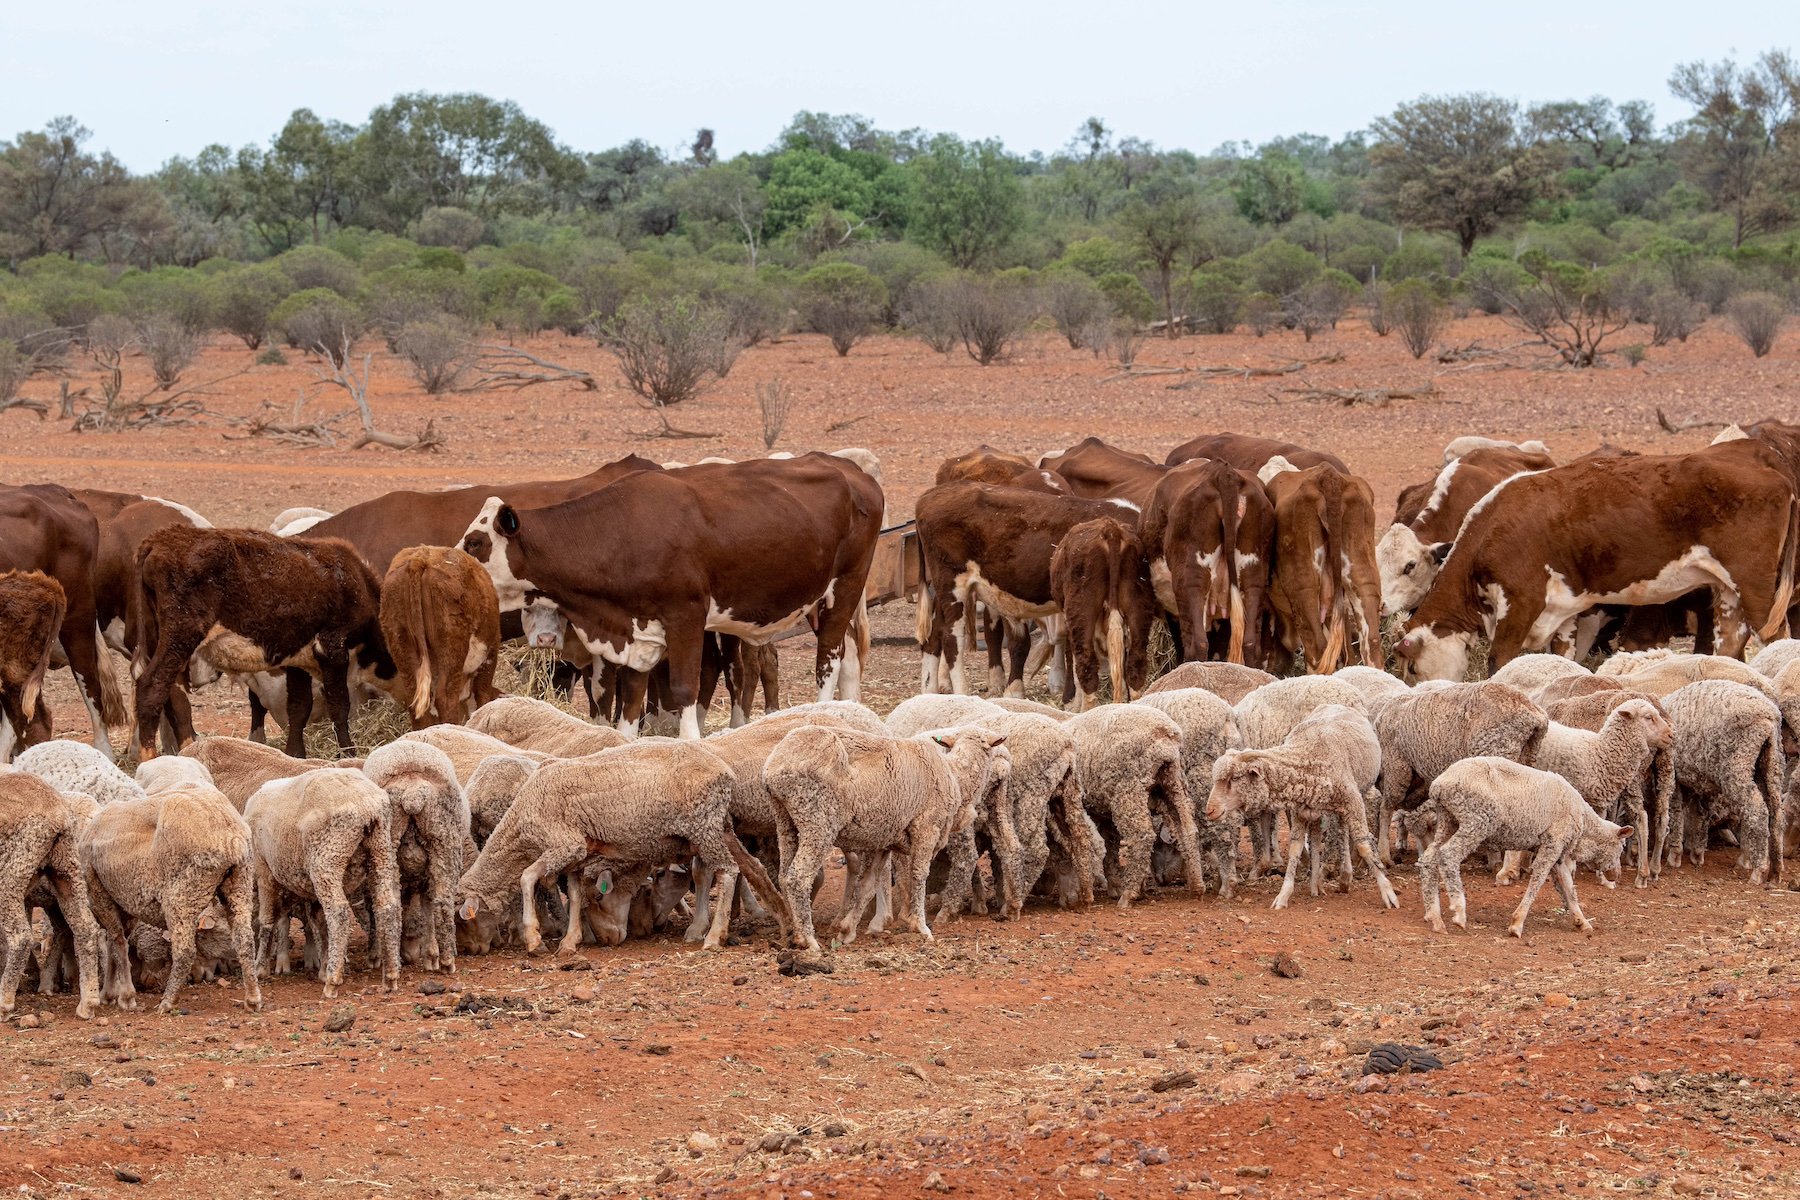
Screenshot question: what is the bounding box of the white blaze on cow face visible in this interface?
[1396,625,1473,682]
[521,598,567,651]
[461,496,537,612]
[1376,524,1444,616]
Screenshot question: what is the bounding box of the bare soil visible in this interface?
[3,318,1797,1198]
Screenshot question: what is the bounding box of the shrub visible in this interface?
[1389,280,1449,359]
[255,346,288,366]
[397,316,476,394]
[413,206,486,251]
[601,295,738,407]
[1287,272,1357,341]
[1621,343,1647,366]
[1725,292,1785,358]
[25,275,117,333]
[1459,255,1532,315]
[118,268,216,334]
[1096,272,1156,323]
[212,266,288,350]
[364,266,482,347]
[1647,289,1705,346]
[540,289,588,336]
[135,314,201,390]
[948,274,1036,366]
[1243,292,1282,336]
[715,276,789,347]
[798,262,887,356]
[415,246,467,273]
[272,289,363,365]
[1244,240,1322,300]
[900,276,961,354]
[1043,271,1110,349]
[1363,281,1393,336]
[1105,318,1143,368]
[1059,236,1134,278]
[1185,272,1245,334]
[275,245,360,296]
[1478,254,1628,368]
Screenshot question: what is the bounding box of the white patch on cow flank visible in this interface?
[1106,498,1141,514]
[462,638,490,678]
[954,562,1058,623]
[1479,583,1511,639]
[1256,456,1298,485]
[574,618,668,672]
[1528,547,1741,652]
[1454,469,1548,542]
[1149,557,1176,613]
[142,496,212,528]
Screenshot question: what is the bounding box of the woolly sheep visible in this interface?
[1749,639,1800,679]
[1488,653,1590,694]
[1332,665,1411,712]
[1609,654,1778,703]
[13,740,146,807]
[465,753,542,845]
[1418,757,1630,937]
[134,756,214,794]
[1661,681,1785,885]
[363,741,468,974]
[1233,675,1367,872]
[1134,688,1244,898]
[398,724,554,787]
[1373,681,1547,864]
[1530,674,1622,707]
[765,725,1010,951]
[466,695,631,756]
[1208,705,1398,911]
[885,694,1007,738]
[0,772,101,1019]
[80,782,261,1013]
[1062,704,1206,907]
[455,741,784,953]
[960,711,1087,912]
[245,769,401,997]
[989,696,1072,720]
[181,737,344,811]
[1144,661,1276,704]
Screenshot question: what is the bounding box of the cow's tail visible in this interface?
[913,531,935,649]
[852,595,871,670]
[402,566,435,723]
[93,626,128,727]
[1758,493,1800,642]
[1223,487,1246,665]
[1208,508,1234,664]
[1317,472,1349,674]
[1105,608,1127,703]
[130,552,157,684]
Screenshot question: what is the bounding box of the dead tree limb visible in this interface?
[0,396,48,418]
[1655,407,1730,435]
[315,339,446,452]
[825,413,872,434]
[468,344,597,392]
[1272,382,1442,407]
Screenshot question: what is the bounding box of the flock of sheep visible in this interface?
[3,612,1792,1019]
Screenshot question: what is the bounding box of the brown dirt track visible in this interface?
[2,317,1797,1199]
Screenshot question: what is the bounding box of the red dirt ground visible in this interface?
[2,317,1797,1199]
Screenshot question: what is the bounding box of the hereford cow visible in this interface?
[1049,518,1156,708]
[132,527,390,759]
[0,571,66,759]
[936,447,1070,495]
[380,546,501,728]
[1138,458,1273,665]
[460,453,882,739]
[1164,433,1348,474]
[1396,441,1800,681]
[1378,445,1556,617]
[0,483,127,757]
[1038,438,1165,508]
[914,482,1141,696]
[1265,464,1384,673]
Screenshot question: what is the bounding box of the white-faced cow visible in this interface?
[460,453,882,740]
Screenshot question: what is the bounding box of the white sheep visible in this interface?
[1134,688,1244,898]
[466,695,631,756]
[1062,704,1205,907]
[1749,639,1800,679]
[885,694,1008,738]
[989,696,1072,720]
[1661,681,1785,885]
[134,756,214,794]
[398,724,555,787]
[80,782,261,1013]
[1442,436,1550,462]
[1417,757,1630,937]
[13,740,146,807]
[1488,653,1591,694]
[1233,675,1367,871]
[363,741,468,974]
[962,711,1087,912]
[245,769,401,997]
[1207,705,1398,910]
[1144,660,1276,705]
[1,772,102,1019]
[181,737,344,811]
[1331,665,1411,712]
[764,726,1011,951]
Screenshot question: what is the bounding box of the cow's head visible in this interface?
[460,498,531,611]
[1393,623,1472,683]
[1376,524,1451,616]
[521,592,567,651]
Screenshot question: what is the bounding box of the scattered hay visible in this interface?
[302,697,413,759]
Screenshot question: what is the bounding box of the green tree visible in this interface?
[798,262,887,355]
[763,148,875,239]
[0,116,140,261]
[1371,94,1551,255]
[1234,151,1307,225]
[908,135,1023,269]
[1668,51,1800,247]
[1118,170,1203,335]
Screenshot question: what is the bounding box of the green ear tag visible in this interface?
[597,877,611,895]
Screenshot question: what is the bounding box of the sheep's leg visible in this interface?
[1552,860,1593,933]
[1109,798,1154,909]
[308,857,354,999]
[831,851,887,945]
[1348,789,1398,909]
[219,864,262,1011]
[1058,796,1097,907]
[0,887,34,1017]
[1508,845,1562,939]
[932,825,980,926]
[1305,819,1325,899]
[156,872,216,1014]
[683,860,719,945]
[866,859,894,932]
[1156,791,1210,902]
[86,878,139,1010]
[779,825,833,954]
[894,823,936,941]
[987,784,1025,920]
[46,874,102,1020]
[516,843,583,956]
[557,872,587,955]
[1419,845,1445,933]
[1271,822,1306,910]
[1495,849,1523,886]
[426,838,457,975]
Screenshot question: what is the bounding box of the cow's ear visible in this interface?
[496,505,520,536]
[1429,541,1452,566]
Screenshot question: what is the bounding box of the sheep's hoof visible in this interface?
[1576,918,1595,934]
[1749,869,1767,886]
[1634,876,1650,890]
[1495,871,1518,887]
[1269,897,1290,911]
[322,982,338,999]
[1426,916,1446,934]
[1506,921,1526,939]
[1378,884,1399,910]
[1450,911,1468,931]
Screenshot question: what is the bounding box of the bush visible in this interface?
[948,274,1036,366]
[135,314,201,390]
[1096,272,1156,323]
[396,316,476,394]
[601,296,738,407]
[275,245,360,296]
[413,206,486,251]
[901,276,961,353]
[1725,292,1785,358]
[1363,281,1393,336]
[1043,271,1110,349]
[25,275,117,333]
[118,268,216,334]
[1287,272,1357,340]
[364,266,482,347]
[415,246,467,273]
[540,289,588,336]
[272,289,363,365]
[1389,280,1449,359]
[1646,289,1704,346]
[1244,240,1322,300]
[798,263,887,356]
[212,266,288,350]
[1185,272,1244,334]
[255,346,288,366]
[1242,292,1281,336]
[1059,236,1134,278]
[715,276,789,347]
[1459,255,1532,315]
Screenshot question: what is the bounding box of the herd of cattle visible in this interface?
[2,419,1799,1018]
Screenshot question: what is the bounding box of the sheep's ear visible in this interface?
[988,734,1007,749]
[458,899,478,921]
[1614,824,1633,840]
[931,734,950,749]
[196,912,216,930]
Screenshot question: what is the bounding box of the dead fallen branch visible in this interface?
[72,367,249,432]
[315,339,446,453]
[626,424,721,440]
[1163,352,1347,390]
[1271,381,1442,407]
[1655,407,1730,435]
[225,390,354,447]
[469,344,596,392]
[0,396,48,418]
[826,413,872,434]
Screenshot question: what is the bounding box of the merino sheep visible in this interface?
[455,741,784,953]
[1660,681,1785,884]
[989,696,1071,720]
[13,740,146,807]
[467,695,632,756]
[1134,688,1244,898]
[1332,665,1410,712]
[1233,676,1367,872]
[134,757,214,794]
[1443,436,1551,463]
[268,507,332,536]
[1144,661,1276,704]
[465,753,542,845]
[1208,705,1398,910]
[885,694,1008,738]
[1418,757,1630,937]
[1531,674,1622,707]
[764,726,1010,951]
[398,724,554,788]
[245,769,401,997]
[363,741,468,974]
[1,772,101,1019]
[80,782,261,1013]
[181,736,344,810]
[1062,704,1206,907]
[1609,654,1777,701]
[1496,698,1671,888]
[1749,639,1800,679]
[0,570,66,759]
[963,711,1088,912]
[1489,653,1591,694]
[1374,682,1547,864]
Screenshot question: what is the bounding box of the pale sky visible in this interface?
[1,1,1786,172]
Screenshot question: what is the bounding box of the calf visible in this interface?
[380,546,501,728]
[132,527,388,759]
[0,571,66,759]
[1049,518,1156,709]
[1140,457,1273,665]
[1265,465,1384,673]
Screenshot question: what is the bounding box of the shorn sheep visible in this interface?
[181,737,346,811]
[13,739,147,807]
[1143,660,1275,704]
[245,769,401,997]
[135,756,215,794]
[764,726,1011,952]
[1418,757,1631,937]
[362,741,468,974]
[1232,675,1367,872]
[80,782,262,1013]
[1661,681,1785,884]
[398,724,554,787]
[454,741,785,953]
[1,772,101,1019]
[1134,688,1243,898]
[466,695,631,756]
[1063,704,1207,907]
[1207,705,1399,911]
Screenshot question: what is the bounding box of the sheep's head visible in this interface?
[1611,698,1673,751]
[1576,815,1633,875]
[932,728,1010,837]
[1205,750,1268,821]
[1376,524,1451,616]
[1394,624,1471,683]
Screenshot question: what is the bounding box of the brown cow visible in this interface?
[914,482,1141,696]
[1264,465,1384,674]
[133,528,390,759]
[0,571,66,759]
[1049,518,1156,709]
[1164,433,1348,474]
[461,453,882,739]
[1139,458,1274,665]
[936,447,1070,494]
[1378,445,1556,617]
[1397,441,1800,680]
[380,546,502,728]
[0,484,127,757]
[1038,437,1165,508]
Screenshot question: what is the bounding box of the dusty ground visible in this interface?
[3,317,1798,1198]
